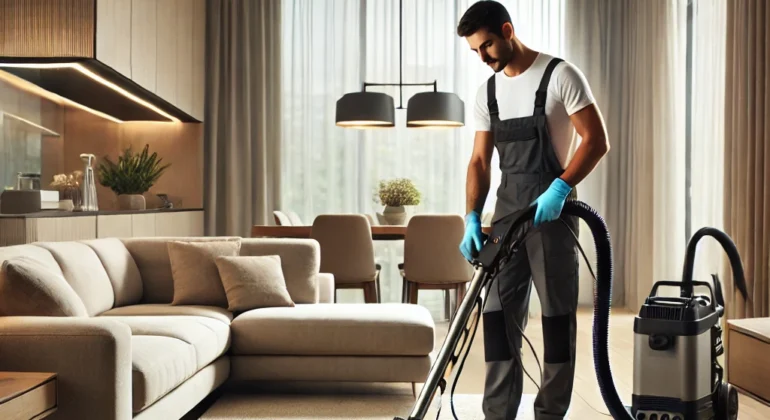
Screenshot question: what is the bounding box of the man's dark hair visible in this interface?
[456,1,512,38]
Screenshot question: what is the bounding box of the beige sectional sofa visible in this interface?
[0,236,436,420]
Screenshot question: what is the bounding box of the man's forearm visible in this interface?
[559,135,610,187]
[466,159,490,215]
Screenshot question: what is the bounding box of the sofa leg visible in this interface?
[412,382,417,398]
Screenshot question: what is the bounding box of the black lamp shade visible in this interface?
[335,92,395,128]
[406,92,465,128]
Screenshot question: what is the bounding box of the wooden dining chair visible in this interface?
[311,214,381,303]
[398,214,473,320]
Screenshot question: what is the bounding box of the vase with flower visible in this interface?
[375,178,421,225]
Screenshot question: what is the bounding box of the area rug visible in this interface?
[200,392,536,420]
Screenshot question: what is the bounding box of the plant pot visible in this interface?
[381,205,406,225]
[117,194,146,211]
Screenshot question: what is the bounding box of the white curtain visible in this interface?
[689,0,728,291]
[280,0,564,316]
[564,0,689,310]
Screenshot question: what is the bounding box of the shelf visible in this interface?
[0,112,60,137]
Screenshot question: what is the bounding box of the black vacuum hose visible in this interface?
[680,227,749,302]
[557,200,634,420]
[491,200,632,419]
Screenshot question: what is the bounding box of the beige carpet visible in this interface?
[200,388,535,419]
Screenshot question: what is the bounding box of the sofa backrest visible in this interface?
[0,238,142,316]
[119,236,241,304]
[0,235,323,312]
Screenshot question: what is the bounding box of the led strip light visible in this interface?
[0,62,181,123]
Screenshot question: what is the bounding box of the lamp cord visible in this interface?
[398,0,403,108]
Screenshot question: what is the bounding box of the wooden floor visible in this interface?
[430,306,770,419]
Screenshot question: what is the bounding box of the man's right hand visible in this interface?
[460,211,484,261]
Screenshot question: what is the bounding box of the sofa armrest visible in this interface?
[315,273,335,303]
[0,316,133,420]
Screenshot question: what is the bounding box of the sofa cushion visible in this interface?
[81,238,143,307]
[0,256,89,317]
[121,237,241,304]
[215,255,295,312]
[239,238,320,304]
[34,242,116,316]
[230,303,434,356]
[105,315,230,370]
[168,240,241,307]
[131,335,197,413]
[0,244,63,274]
[99,303,233,324]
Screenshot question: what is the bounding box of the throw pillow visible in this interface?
[0,256,89,317]
[215,255,295,312]
[168,240,241,307]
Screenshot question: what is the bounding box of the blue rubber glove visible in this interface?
[459,211,484,261]
[531,178,572,226]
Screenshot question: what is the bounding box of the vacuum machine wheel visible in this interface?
[715,383,739,420]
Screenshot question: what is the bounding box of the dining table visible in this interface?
[251,224,493,240]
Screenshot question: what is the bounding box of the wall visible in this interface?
[0,71,203,211]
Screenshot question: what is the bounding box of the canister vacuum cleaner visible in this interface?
[394,199,749,420]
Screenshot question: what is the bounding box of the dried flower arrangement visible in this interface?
[49,170,84,209]
[377,178,421,207]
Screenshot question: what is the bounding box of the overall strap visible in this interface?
[486,75,500,124]
[534,57,564,116]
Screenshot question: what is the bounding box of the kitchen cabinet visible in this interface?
[0,210,204,246]
[134,0,205,121]
[130,0,157,93]
[155,0,178,108]
[95,0,133,78]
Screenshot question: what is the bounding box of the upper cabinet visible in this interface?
[95,0,132,78]
[0,0,205,123]
[96,0,206,121]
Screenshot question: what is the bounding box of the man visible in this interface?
[456,1,610,419]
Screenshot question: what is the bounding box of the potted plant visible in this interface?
[97,144,170,211]
[376,178,421,225]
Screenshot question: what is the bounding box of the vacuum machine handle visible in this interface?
[649,280,717,311]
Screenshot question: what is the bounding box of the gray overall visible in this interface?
[481,57,580,420]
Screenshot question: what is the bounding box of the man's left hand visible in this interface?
[531,178,572,226]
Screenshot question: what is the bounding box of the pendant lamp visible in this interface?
[334,0,464,129]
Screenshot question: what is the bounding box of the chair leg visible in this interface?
[401,278,408,303]
[408,281,419,304]
[456,283,467,313]
[363,282,378,303]
[444,289,451,321]
[376,274,382,303]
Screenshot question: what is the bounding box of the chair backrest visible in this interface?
[287,211,304,225]
[310,214,376,283]
[404,214,473,283]
[273,210,293,226]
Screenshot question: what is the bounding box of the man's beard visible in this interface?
[486,47,513,73]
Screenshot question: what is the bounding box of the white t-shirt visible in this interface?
[474,52,595,168]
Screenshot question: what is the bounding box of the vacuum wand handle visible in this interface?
[401,265,489,420]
